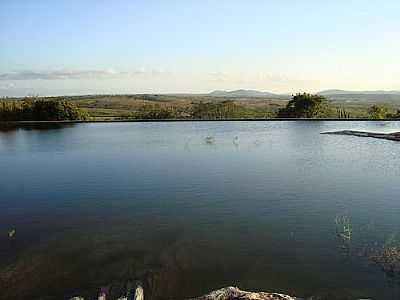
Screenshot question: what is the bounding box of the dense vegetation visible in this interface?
[1,93,400,121]
[0,99,90,121]
[277,93,334,118]
[134,104,180,119]
[365,105,400,119]
[192,101,238,119]
[367,105,388,119]
[192,100,277,119]
[389,109,400,118]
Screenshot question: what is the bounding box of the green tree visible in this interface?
[368,105,388,119]
[277,93,333,118]
[0,99,90,121]
[386,109,400,119]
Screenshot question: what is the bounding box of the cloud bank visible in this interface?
[0,68,326,96]
[0,69,170,80]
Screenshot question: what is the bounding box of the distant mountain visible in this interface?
[317,90,400,103]
[209,89,285,98]
[318,89,400,96]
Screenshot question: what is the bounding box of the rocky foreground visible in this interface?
[321,130,400,142]
[70,286,298,300]
[189,287,298,300]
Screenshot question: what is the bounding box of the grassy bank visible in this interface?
[1,94,400,121]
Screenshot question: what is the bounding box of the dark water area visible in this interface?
[1,121,400,300]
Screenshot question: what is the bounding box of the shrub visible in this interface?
[0,99,90,121]
[367,105,388,119]
[277,93,333,118]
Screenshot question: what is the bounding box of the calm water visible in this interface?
[1,121,400,300]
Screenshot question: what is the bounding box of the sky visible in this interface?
[1,0,400,96]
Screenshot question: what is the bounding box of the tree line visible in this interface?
[191,94,400,119]
[128,101,249,119]
[277,93,400,119]
[1,94,399,121]
[0,99,90,121]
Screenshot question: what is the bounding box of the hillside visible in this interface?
[208,89,288,99]
[317,90,400,103]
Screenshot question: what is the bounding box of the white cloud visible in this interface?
[0,69,171,80]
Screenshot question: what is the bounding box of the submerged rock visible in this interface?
[321,130,400,142]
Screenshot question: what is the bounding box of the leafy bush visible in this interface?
[368,105,388,119]
[0,99,90,121]
[277,93,334,118]
[387,109,400,119]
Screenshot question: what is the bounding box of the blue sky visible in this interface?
[1,0,400,96]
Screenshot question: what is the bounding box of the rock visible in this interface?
[69,286,298,300]
[190,286,298,300]
[134,284,144,300]
[98,293,106,300]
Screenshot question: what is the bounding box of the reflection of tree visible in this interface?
[1,123,75,131]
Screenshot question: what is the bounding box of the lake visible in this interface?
[1,121,400,300]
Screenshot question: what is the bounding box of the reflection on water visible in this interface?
[0,122,75,132]
[1,121,400,300]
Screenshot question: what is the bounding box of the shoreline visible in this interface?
[1,118,400,124]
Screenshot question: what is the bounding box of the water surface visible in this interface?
[1,121,400,300]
